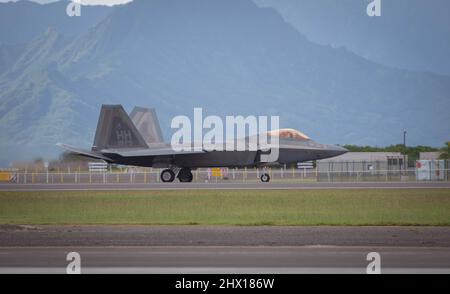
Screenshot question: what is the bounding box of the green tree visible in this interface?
[440,142,450,160]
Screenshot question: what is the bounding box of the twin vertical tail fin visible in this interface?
[92,105,148,151]
[129,107,165,146]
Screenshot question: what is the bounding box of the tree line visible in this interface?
[343,142,450,162]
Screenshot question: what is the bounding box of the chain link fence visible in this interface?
[2,167,449,185]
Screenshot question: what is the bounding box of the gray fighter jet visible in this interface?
[57,105,347,183]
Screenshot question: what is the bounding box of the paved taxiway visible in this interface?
[1,181,449,191]
[0,247,449,274]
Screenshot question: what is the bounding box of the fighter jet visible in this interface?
[57,105,347,183]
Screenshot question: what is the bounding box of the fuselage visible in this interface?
[99,138,347,169]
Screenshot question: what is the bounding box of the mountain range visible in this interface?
[256,0,450,76]
[0,0,111,45]
[0,0,449,164]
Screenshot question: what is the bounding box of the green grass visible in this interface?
[0,189,449,226]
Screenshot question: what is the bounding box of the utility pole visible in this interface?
[403,130,407,172]
[403,130,407,147]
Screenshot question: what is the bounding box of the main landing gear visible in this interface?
[160,169,176,183]
[178,168,193,183]
[160,168,193,183]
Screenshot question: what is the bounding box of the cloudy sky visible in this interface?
[0,0,132,5]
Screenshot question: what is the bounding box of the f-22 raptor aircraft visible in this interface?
[58,105,347,183]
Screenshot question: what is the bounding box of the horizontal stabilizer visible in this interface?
[56,143,112,161]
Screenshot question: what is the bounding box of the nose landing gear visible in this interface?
[260,173,270,183]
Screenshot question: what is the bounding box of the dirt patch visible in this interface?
[0,224,39,232]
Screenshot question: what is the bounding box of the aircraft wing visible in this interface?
[104,148,207,157]
[58,143,207,159]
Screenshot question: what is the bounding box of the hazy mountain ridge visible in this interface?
[0,0,111,45]
[0,0,449,164]
[255,0,450,76]
[0,43,25,75]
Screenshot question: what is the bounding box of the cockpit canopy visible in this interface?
[267,129,311,141]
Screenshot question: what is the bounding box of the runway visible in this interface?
[1,226,449,274]
[1,246,449,274]
[1,181,449,191]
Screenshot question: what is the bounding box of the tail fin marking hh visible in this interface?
[93,105,148,150]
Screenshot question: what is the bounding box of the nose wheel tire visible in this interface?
[178,168,193,183]
[260,173,270,183]
[161,169,176,183]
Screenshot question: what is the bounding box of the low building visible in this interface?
[317,152,407,173]
[420,152,442,161]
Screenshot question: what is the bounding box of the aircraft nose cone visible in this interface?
[326,145,348,157]
[335,145,349,155]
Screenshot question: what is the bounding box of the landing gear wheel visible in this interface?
[161,169,176,183]
[260,173,270,183]
[178,168,193,183]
